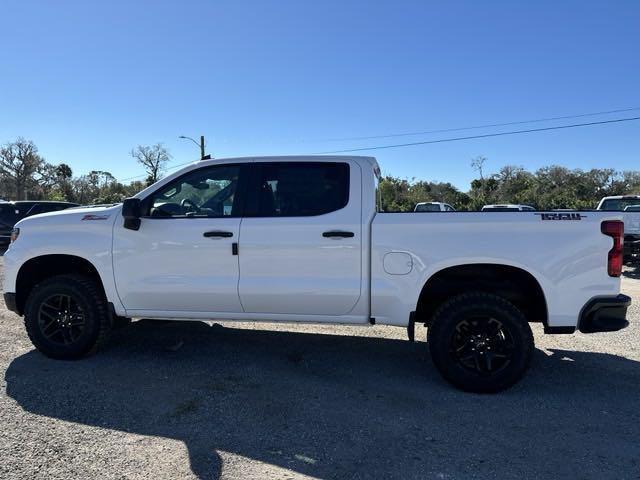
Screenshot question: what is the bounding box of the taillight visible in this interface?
[10,227,20,243]
[601,220,624,277]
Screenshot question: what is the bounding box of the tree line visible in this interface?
[380,155,640,211]
[1,138,639,209]
[0,138,171,204]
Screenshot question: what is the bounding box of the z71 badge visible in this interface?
[535,213,586,221]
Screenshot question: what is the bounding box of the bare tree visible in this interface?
[0,137,45,200]
[471,155,487,180]
[130,144,171,185]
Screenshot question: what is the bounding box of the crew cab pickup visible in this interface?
[2,156,632,392]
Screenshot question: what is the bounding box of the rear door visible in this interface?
[238,161,362,316]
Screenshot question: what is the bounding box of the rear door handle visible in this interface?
[203,230,233,238]
[322,231,354,238]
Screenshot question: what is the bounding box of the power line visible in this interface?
[312,107,640,143]
[312,116,640,154]
[116,109,639,182]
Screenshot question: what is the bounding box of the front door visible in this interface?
[112,163,246,314]
[238,161,362,316]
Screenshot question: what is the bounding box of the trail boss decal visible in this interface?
[535,213,586,221]
[82,214,111,221]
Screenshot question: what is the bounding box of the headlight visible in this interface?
[10,228,19,243]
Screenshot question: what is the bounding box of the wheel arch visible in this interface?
[415,263,548,326]
[15,254,107,316]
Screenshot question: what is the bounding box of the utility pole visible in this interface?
[179,135,210,160]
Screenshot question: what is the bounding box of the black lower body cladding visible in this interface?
[4,292,18,314]
[579,294,631,333]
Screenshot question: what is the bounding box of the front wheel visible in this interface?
[24,275,111,360]
[427,292,534,393]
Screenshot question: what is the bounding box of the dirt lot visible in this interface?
[1,259,639,480]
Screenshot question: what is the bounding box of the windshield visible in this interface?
[415,203,441,212]
[600,198,640,211]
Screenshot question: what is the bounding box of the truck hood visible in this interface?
[14,204,122,228]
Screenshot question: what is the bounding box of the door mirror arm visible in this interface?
[122,198,142,231]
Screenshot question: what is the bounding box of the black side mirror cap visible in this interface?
[122,198,141,230]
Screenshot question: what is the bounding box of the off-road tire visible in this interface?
[427,292,534,393]
[24,274,111,360]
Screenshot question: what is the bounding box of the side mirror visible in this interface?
[122,198,141,231]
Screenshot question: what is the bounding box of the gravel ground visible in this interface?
[1,258,639,480]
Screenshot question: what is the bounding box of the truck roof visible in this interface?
[10,200,78,205]
[599,195,640,200]
[197,154,381,177]
[199,154,377,165]
[482,204,533,208]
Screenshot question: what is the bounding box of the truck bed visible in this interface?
[370,211,622,328]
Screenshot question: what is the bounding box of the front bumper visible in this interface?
[578,294,631,333]
[3,292,18,314]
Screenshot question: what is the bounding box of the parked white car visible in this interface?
[481,204,535,212]
[3,156,631,392]
[596,195,640,261]
[414,202,455,212]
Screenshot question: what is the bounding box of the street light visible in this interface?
[179,135,208,159]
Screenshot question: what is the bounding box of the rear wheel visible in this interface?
[427,292,534,393]
[24,275,111,359]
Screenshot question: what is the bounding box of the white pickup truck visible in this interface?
[3,156,632,392]
[596,195,640,263]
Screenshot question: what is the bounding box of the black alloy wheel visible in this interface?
[37,293,87,346]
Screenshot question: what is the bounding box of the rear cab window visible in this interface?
[415,204,441,212]
[600,199,640,211]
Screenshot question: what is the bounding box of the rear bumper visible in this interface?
[3,292,18,314]
[578,294,631,333]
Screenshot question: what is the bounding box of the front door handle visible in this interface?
[203,230,233,238]
[322,230,354,238]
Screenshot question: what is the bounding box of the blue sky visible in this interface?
[1,0,639,190]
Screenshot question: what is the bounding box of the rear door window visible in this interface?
[248,162,349,217]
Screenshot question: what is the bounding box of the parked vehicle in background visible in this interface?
[3,156,631,393]
[481,204,535,212]
[0,201,80,247]
[597,195,640,262]
[414,202,455,212]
